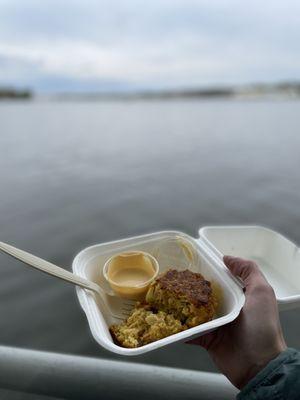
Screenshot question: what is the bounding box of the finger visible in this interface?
[223,255,258,279]
[186,331,216,350]
[223,255,269,290]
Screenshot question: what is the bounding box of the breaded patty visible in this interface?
[110,269,217,348]
[110,303,184,348]
[146,269,217,327]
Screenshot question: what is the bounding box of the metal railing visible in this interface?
[0,346,238,399]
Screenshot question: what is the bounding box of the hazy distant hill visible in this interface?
[0,88,33,99]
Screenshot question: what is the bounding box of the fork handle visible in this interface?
[0,241,101,295]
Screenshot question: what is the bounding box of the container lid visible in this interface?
[199,225,300,311]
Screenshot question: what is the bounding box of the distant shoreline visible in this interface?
[54,82,300,101]
[0,88,33,100]
[1,82,300,101]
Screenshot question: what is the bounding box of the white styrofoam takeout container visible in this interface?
[72,225,300,355]
[199,225,300,311]
[72,229,245,356]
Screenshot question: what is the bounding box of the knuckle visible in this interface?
[244,260,258,270]
[251,282,266,294]
[251,280,275,297]
[265,283,275,296]
[240,260,258,278]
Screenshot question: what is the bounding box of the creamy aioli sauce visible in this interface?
[105,251,158,299]
[110,266,154,286]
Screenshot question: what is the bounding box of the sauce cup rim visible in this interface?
[103,250,159,289]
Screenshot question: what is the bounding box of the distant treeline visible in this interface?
[127,88,234,99]
[0,88,33,99]
[55,82,300,101]
[2,81,300,101]
[56,88,235,101]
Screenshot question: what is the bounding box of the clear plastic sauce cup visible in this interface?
[103,251,159,300]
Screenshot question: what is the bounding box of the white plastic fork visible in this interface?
[0,241,134,320]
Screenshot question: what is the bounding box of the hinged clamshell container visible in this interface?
[199,226,300,312]
[72,225,300,355]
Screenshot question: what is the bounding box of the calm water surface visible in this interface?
[0,99,300,372]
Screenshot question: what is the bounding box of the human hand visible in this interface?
[188,256,287,389]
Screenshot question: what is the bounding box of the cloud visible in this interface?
[0,0,299,92]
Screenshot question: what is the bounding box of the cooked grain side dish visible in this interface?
[110,268,217,348]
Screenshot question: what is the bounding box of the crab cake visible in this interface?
[110,269,217,348]
[110,303,184,348]
[146,269,217,327]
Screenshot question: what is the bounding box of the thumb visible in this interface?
[223,255,268,291]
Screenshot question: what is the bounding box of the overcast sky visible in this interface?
[0,0,300,93]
